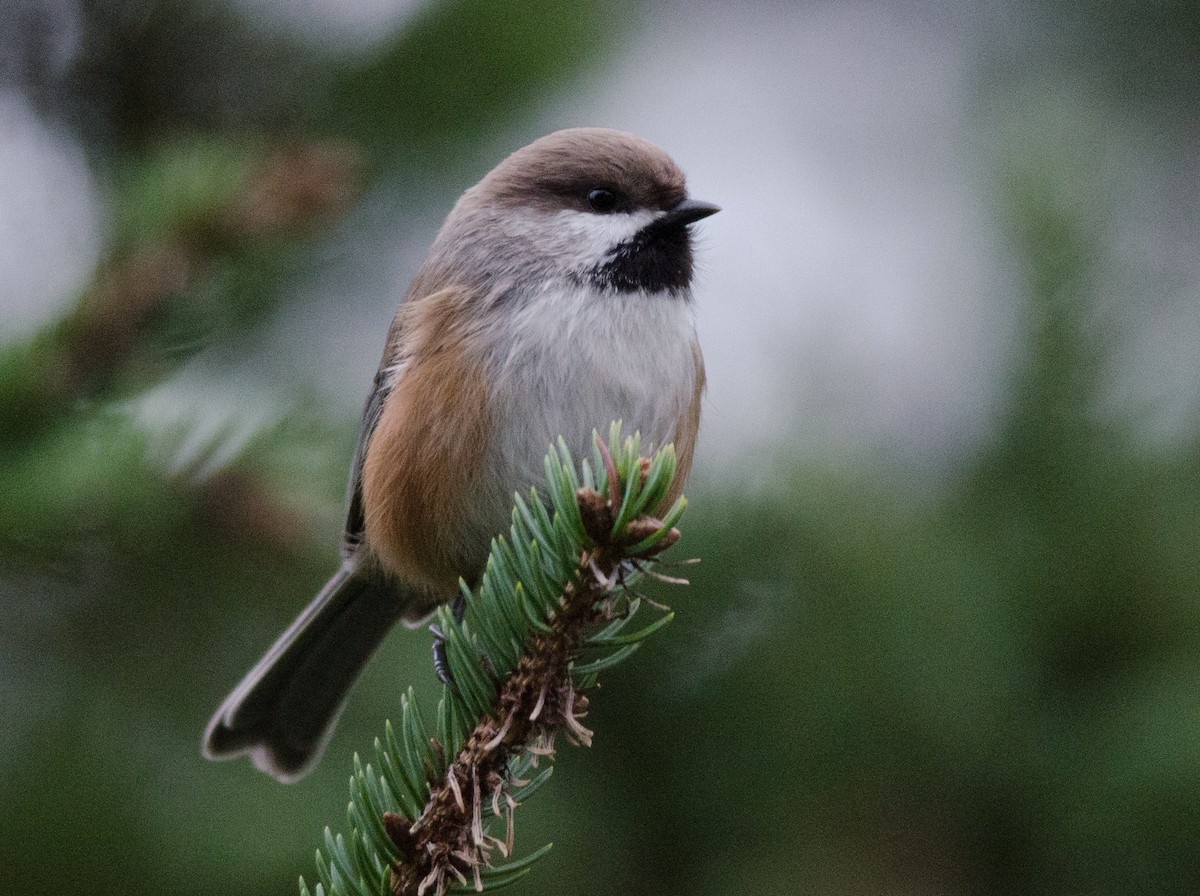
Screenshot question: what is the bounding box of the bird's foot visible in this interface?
[430,593,468,686]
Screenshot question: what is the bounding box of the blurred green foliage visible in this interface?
[3,1,1199,895]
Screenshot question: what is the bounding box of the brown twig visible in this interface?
[385,489,678,896]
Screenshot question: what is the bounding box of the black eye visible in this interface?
[587,188,618,213]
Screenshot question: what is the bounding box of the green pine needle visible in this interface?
[302,425,689,896]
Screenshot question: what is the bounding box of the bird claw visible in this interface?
[430,594,467,686]
[432,634,452,686]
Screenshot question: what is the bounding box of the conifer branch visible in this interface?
[0,139,362,447]
[302,425,688,896]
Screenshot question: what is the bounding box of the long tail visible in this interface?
[203,564,404,782]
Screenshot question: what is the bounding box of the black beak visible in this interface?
[660,197,721,227]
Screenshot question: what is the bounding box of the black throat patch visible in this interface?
[587,219,695,294]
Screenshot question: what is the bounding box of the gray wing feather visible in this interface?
[340,365,393,561]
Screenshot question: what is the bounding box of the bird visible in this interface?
[203,127,718,781]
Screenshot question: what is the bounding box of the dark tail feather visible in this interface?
[203,565,403,782]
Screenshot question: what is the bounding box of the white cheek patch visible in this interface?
[517,208,659,272]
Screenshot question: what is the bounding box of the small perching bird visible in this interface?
[203,128,718,781]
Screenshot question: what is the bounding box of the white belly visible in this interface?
[471,283,699,547]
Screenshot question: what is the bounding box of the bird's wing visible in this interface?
[337,280,461,562]
[340,359,396,561]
